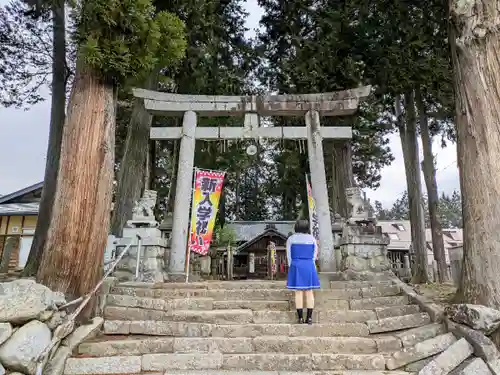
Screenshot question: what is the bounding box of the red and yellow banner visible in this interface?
[305,174,320,243]
[188,169,225,255]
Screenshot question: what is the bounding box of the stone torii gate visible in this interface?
[133,87,371,279]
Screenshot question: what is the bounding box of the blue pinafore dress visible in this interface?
[286,233,321,290]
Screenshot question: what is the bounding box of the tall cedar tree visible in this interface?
[450,0,500,344]
[257,0,394,220]
[113,0,261,228]
[27,0,186,320]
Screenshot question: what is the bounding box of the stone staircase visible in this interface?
[63,279,462,375]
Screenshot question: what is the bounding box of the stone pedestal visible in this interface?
[339,222,391,274]
[114,190,168,282]
[115,234,168,282]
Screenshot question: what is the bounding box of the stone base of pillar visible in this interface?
[339,223,391,274]
[115,237,168,282]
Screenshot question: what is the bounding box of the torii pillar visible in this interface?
[133,87,372,280]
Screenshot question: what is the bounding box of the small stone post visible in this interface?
[169,111,197,278]
[115,190,168,282]
[339,188,391,277]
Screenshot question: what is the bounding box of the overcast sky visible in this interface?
[0,0,460,207]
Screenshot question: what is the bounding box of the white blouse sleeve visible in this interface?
[286,237,292,266]
[313,237,319,261]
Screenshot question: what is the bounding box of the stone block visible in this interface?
[251,336,377,354]
[0,320,52,375]
[128,321,212,337]
[448,320,500,362]
[311,353,386,371]
[386,332,457,370]
[103,320,130,335]
[419,338,474,375]
[288,322,370,337]
[141,353,222,371]
[211,323,290,338]
[78,337,174,357]
[349,295,408,310]
[404,355,436,372]
[319,309,377,323]
[64,356,141,375]
[360,284,400,298]
[374,304,420,319]
[173,337,253,353]
[395,323,446,347]
[374,336,402,352]
[222,354,313,371]
[213,300,289,311]
[451,358,493,375]
[366,312,430,334]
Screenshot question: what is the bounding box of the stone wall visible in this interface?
[0,280,103,375]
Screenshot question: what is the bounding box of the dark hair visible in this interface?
[294,219,310,234]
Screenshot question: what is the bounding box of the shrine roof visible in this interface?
[227,220,295,242]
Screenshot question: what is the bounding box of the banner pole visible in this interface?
[185,167,198,283]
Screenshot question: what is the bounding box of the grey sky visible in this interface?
[0,0,460,207]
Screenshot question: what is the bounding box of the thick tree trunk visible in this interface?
[37,63,115,321]
[110,71,159,236]
[331,141,354,218]
[23,0,66,277]
[415,88,449,283]
[451,1,500,318]
[397,92,429,284]
[110,97,150,236]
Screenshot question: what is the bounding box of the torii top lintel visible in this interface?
[133,86,371,117]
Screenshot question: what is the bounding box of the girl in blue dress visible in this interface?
[286,219,320,324]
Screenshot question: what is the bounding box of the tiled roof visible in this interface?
[227,221,295,242]
[0,202,40,216]
[0,182,43,204]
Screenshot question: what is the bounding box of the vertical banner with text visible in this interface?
[188,169,226,255]
[305,174,320,244]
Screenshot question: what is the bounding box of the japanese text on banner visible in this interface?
[305,175,320,244]
[269,241,277,274]
[189,169,225,255]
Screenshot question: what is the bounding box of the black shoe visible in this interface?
[306,308,313,324]
[296,309,304,324]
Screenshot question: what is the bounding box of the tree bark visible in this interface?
[37,63,115,322]
[331,140,354,218]
[166,140,179,213]
[415,88,449,283]
[451,1,500,320]
[397,92,429,284]
[23,0,66,277]
[110,71,159,236]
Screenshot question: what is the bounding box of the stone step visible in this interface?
[106,295,215,310]
[103,306,419,324]
[72,372,413,375]
[118,280,396,291]
[64,353,388,373]
[386,332,457,370]
[366,313,431,334]
[105,295,414,312]
[109,284,401,301]
[417,337,474,375]
[118,280,288,290]
[103,320,372,337]
[395,323,446,348]
[78,335,388,356]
